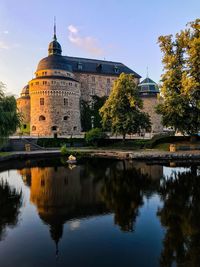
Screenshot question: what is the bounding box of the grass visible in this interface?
[0,152,12,157]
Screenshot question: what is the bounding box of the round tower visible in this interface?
[29,26,81,136]
[138,77,163,133]
[17,84,30,133]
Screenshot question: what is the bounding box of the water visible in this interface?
[0,158,200,267]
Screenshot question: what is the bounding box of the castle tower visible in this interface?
[138,77,163,133]
[29,25,81,136]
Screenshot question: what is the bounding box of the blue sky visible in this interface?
[0,0,199,96]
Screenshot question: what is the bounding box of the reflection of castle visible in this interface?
[18,160,163,251]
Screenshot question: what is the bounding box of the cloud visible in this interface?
[0,41,9,49]
[69,220,80,231]
[68,25,104,56]
[3,30,9,34]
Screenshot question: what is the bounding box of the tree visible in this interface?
[100,73,151,141]
[0,82,21,139]
[156,19,200,135]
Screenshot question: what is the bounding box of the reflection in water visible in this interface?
[158,166,200,267]
[7,158,200,266]
[0,179,22,240]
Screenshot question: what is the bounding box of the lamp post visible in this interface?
[91,115,94,129]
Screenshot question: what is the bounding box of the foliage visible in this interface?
[158,167,200,266]
[0,180,22,240]
[37,138,85,148]
[60,144,68,155]
[156,19,200,135]
[100,73,151,141]
[80,99,92,131]
[85,128,107,146]
[80,95,107,131]
[0,82,21,139]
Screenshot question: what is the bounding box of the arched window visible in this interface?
[51,126,57,131]
[32,126,36,131]
[63,116,68,121]
[39,115,46,121]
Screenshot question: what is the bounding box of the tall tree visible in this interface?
[100,73,151,141]
[156,18,200,135]
[0,82,21,138]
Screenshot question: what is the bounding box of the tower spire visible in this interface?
[146,66,149,78]
[54,16,57,40]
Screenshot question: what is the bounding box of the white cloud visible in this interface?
[0,41,9,49]
[69,220,80,231]
[68,25,104,56]
[3,30,9,34]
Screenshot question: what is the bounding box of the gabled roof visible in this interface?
[64,56,141,78]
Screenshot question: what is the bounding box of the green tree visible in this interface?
[0,82,21,139]
[80,99,92,131]
[91,95,107,129]
[100,73,151,142]
[156,19,200,135]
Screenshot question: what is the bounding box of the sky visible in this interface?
[0,0,199,96]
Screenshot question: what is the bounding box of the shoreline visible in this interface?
[1,149,200,163]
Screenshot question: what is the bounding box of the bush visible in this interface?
[85,128,107,146]
[60,145,68,155]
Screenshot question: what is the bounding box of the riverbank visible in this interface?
[1,148,200,163]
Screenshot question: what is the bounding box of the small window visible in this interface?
[78,62,83,70]
[64,98,68,106]
[32,126,36,131]
[23,124,27,129]
[91,88,95,95]
[107,78,110,83]
[41,179,45,187]
[43,81,47,85]
[51,126,57,131]
[114,65,119,73]
[40,98,44,105]
[73,126,77,131]
[92,76,95,82]
[39,115,45,121]
[63,116,68,121]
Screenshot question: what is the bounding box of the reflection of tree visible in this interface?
[158,167,200,267]
[0,180,22,240]
[101,162,159,232]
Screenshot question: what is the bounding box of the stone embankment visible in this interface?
[0,149,200,163]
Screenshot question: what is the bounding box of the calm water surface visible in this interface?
[0,158,200,267]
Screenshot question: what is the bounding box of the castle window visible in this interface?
[91,88,95,95]
[114,65,119,73]
[107,78,110,83]
[39,115,45,121]
[43,81,47,85]
[41,179,45,187]
[23,124,27,129]
[73,126,77,131]
[32,126,36,131]
[63,116,68,121]
[51,126,57,131]
[40,98,44,105]
[92,76,95,82]
[64,98,68,106]
[78,62,83,70]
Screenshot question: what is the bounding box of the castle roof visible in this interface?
[36,55,73,72]
[20,84,30,98]
[138,77,159,95]
[65,56,141,78]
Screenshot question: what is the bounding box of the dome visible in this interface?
[36,55,72,72]
[21,84,30,97]
[48,39,62,56]
[138,77,159,95]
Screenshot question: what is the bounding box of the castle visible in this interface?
[17,27,163,136]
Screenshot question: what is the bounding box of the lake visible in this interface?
[0,157,199,267]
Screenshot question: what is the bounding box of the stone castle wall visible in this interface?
[29,77,81,136]
[141,96,163,133]
[74,72,140,101]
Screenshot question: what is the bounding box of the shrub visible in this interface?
[85,128,107,146]
[60,145,68,155]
